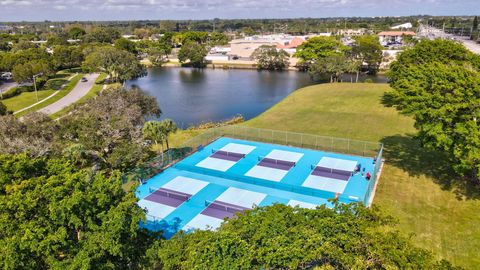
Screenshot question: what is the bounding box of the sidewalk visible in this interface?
[38,73,99,115]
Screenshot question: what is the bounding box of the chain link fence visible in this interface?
[123,126,383,206]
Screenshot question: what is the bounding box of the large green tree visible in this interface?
[251,45,290,70]
[146,203,458,269]
[59,87,161,170]
[82,46,145,82]
[12,59,53,83]
[389,40,480,181]
[353,35,383,74]
[114,38,138,54]
[309,54,348,82]
[294,36,350,67]
[178,41,208,68]
[68,27,86,40]
[0,154,159,269]
[52,45,84,70]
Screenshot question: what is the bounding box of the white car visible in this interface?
[0,72,13,80]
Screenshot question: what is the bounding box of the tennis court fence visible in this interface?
[123,126,383,206]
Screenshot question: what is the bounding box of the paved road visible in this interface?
[458,37,480,55]
[0,80,18,94]
[38,73,99,115]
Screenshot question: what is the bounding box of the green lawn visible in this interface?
[2,69,83,116]
[3,90,57,112]
[243,83,479,269]
[14,74,83,117]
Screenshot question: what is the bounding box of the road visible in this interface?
[38,73,99,115]
[458,37,480,55]
[0,80,18,94]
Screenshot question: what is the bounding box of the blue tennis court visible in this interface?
[136,137,380,238]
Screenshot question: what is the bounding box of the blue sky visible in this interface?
[0,0,479,21]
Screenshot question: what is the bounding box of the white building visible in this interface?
[391,23,413,30]
[378,31,416,45]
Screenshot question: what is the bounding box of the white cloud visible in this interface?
[0,0,478,20]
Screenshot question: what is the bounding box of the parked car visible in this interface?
[81,77,88,82]
[0,72,13,80]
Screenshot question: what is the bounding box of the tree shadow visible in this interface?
[380,91,397,108]
[381,134,480,200]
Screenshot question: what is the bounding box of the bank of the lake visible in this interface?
[126,67,387,127]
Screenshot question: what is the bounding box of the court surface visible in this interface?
[136,137,376,238]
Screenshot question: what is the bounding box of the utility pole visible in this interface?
[32,72,43,102]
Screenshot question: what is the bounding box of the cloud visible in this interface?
[0,0,478,21]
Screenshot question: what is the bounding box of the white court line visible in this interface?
[215,187,266,208]
[245,166,288,182]
[265,149,303,163]
[288,200,317,209]
[138,199,176,220]
[196,157,236,172]
[302,175,348,193]
[183,214,223,231]
[161,176,209,195]
[317,157,357,172]
[219,143,256,155]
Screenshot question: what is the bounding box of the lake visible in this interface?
[125,67,386,127]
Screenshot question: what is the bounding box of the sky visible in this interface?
[0,0,479,22]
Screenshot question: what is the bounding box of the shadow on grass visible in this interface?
[44,79,69,90]
[381,134,480,200]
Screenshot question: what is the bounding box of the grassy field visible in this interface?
[242,83,479,269]
[2,70,82,116]
[14,74,83,117]
[2,90,57,112]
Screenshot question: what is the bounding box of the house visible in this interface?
[378,31,416,45]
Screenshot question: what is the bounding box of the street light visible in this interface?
[32,72,43,102]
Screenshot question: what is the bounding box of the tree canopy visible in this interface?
[388,40,480,181]
[178,41,208,68]
[352,35,383,73]
[82,46,145,82]
[294,36,350,65]
[251,45,290,71]
[0,154,159,269]
[147,203,458,269]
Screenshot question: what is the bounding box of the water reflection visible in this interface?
[125,67,385,127]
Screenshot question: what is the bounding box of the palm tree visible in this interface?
[159,119,178,150]
[142,121,167,152]
[346,58,361,83]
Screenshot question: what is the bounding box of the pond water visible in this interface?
[125,67,386,127]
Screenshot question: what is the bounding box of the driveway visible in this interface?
[38,73,99,115]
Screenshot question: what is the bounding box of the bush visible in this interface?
[364,78,374,83]
[0,87,20,99]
